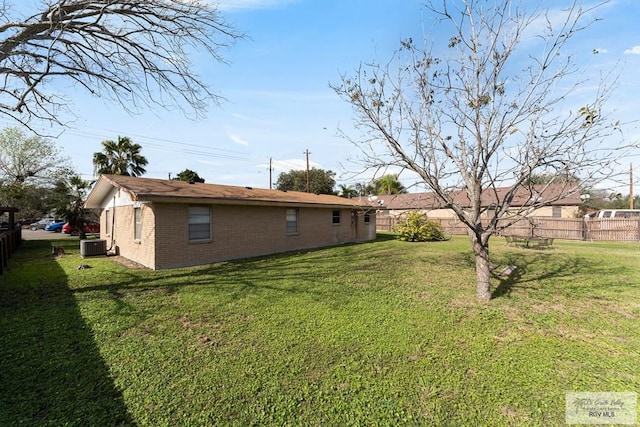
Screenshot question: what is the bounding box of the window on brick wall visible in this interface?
[286,208,298,234]
[364,212,371,223]
[189,206,211,241]
[552,206,562,218]
[134,207,142,240]
[105,209,112,235]
[332,210,341,224]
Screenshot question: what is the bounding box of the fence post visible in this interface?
[0,234,6,274]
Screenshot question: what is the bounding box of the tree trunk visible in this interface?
[469,231,492,301]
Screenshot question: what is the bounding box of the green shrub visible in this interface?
[394,212,447,242]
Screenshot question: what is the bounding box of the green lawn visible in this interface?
[1,235,638,426]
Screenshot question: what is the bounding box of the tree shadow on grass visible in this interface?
[491,264,526,299]
[490,251,599,299]
[0,240,134,425]
[65,237,420,323]
[375,232,398,242]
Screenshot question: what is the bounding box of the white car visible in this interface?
[587,209,640,219]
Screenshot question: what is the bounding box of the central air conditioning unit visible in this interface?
[80,239,107,257]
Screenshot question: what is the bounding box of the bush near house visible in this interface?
[394,211,447,241]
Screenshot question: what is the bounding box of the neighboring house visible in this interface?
[376,184,584,219]
[84,175,376,269]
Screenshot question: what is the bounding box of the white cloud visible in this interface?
[229,133,249,146]
[624,46,640,55]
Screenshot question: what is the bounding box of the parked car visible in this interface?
[62,222,100,235]
[589,209,640,219]
[20,219,38,228]
[30,218,57,230]
[44,221,65,232]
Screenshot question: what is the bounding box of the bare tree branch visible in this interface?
[0,0,243,131]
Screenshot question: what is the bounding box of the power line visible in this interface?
[56,125,251,160]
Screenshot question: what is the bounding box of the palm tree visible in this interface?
[56,174,91,238]
[374,174,407,195]
[355,182,376,196]
[338,184,358,198]
[93,136,148,177]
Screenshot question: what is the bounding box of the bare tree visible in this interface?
[0,0,242,129]
[333,0,636,301]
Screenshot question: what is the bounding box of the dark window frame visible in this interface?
[332,210,341,224]
[286,208,298,235]
[189,205,212,241]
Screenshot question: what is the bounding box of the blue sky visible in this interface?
[10,0,640,192]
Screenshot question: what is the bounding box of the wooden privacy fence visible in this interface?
[377,215,640,242]
[0,228,22,274]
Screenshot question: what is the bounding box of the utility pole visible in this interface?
[304,149,311,192]
[631,163,634,209]
[269,157,273,190]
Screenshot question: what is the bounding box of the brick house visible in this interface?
[84,175,376,269]
[376,184,584,220]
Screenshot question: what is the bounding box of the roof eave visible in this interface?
[137,195,371,209]
[83,176,373,210]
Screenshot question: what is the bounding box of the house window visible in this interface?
[286,208,298,234]
[134,207,142,240]
[332,210,341,224]
[364,212,371,223]
[552,206,562,218]
[189,206,211,241]
[105,209,112,235]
